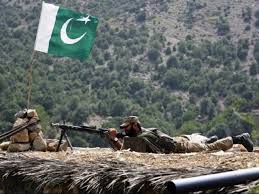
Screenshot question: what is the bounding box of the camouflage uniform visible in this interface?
[136,128,233,154]
[119,116,233,154]
[170,135,233,153]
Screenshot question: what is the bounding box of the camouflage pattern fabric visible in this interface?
[137,128,175,154]
[171,136,233,153]
[137,128,233,154]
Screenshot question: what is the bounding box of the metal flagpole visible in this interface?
[27,51,36,109]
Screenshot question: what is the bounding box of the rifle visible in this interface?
[51,123,117,151]
[0,119,38,142]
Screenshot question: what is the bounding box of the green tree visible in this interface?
[0,75,6,93]
[242,7,252,23]
[182,111,196,122]
[237,39,249,60]
[254,40,259,62]
[166,101,183,120]
[111,100,126,116]
[250,63,258,76]
[199,98,216,119]
[217,17,230,36]
[255,10,259,19]
[255,20,259,29]
[72,107,89,125]
[147,48,161,63]
[189,79,208,97]
[136,12,146,22]
[166,55,178,68]
[128,78,145,94]
[163,69,186,90]
[207,123,230,138]
[165,47,172,55]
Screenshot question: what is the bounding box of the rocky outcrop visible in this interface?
[1,109,50,152]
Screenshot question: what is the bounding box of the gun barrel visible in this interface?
[166,167,259,193]
[51,123,106,134]
[0,119,38,142]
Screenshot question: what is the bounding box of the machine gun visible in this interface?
[51,123,117,151]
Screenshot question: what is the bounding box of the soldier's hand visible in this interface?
[107,128,118,140]
[106,128,122,150]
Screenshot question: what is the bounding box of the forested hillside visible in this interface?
[1,0,259,146]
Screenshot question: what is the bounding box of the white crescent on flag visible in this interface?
[60,18,87,45]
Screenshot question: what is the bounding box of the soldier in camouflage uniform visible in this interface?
[107,116,254,153]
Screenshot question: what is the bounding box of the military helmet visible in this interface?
[120,116,141,128]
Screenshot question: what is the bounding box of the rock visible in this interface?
[47,143,56,152]
[10,118,30,143]
[10,128,29,143]
[0,141,11,150]
[46,139,68,152]
[27,109,38,118]
[29,132,38,142]
[60,141,68,151]
[7,143,30,152]
[13,118,28,128]
[32,135,47,151]
[27,123,42,133]
[14,109,27,119]
[29,131,43,142]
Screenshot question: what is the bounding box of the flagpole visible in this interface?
[27,51,36,109]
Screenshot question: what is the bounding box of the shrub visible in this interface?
[255,10,259,19]
[147,48,160,63]
[166,56,178,68]
[165,47,172,55]
[250,63,257,76]
[136,12,146,22]
[255,20,259,29]
[163,69,185,90]
[217,17,230,36]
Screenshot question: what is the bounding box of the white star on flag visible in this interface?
[77,16,91,24]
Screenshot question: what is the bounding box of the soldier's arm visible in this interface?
[107,128,123,150]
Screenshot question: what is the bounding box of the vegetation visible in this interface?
[0,0,259,147]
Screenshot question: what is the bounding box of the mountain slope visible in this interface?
[0,0,259,146]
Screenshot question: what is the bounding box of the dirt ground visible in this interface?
[20,146,259,171]
[0,147,258,194]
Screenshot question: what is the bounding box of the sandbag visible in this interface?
[7,143,30,152]
[13,118,28,127]
[29,131,43,142]
[10,118,30,143]
[27,109,38,118]
[27,123,42,132]
[47,139,68,152]
[10,128,29,143]
[0,141,11,150]
[32,135,47,151]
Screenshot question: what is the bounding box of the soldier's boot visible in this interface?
[205,135,218,144]
[232,133,254,152]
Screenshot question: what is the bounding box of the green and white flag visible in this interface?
[34,2,98,60]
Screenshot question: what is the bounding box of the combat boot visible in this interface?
[232,133,254,152]
[205,135,218,144]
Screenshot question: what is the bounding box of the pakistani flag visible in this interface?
[34,2,98,60]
